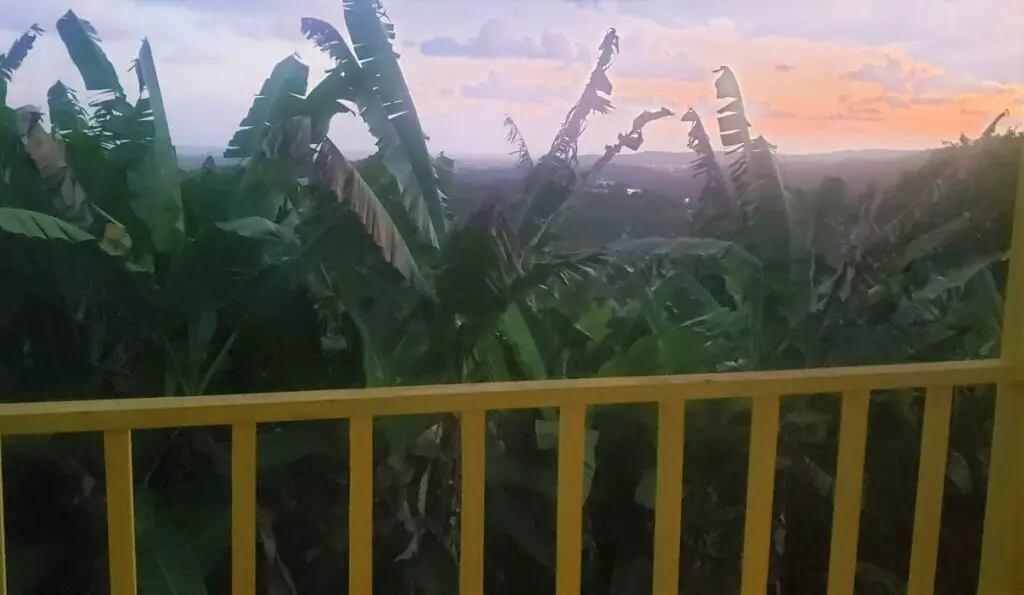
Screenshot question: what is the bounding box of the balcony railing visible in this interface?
[0,162,1021,595]
[0,359,1021,595]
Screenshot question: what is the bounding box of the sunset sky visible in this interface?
[2,0,1022,157]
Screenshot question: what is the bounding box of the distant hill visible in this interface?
[177,144,927,179]
[176,143,932,201]
[454,148,931,201]
[175,145,373,169]
[454,148,930,174]
[448,145,938,247]
[575,148,927,169]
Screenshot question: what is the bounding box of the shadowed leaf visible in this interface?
[128,38,185,252]
[303,16,445,249]
[56,11,122,94]
[0,207,96,242]
[0,24,44,104]
[225,55,309,160]
[310,137,424,286]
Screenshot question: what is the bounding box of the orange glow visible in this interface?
[406,20,1023,153]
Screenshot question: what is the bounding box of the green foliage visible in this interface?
[0,207,96,242]
[46,81,89,135]
[129,39,185,253]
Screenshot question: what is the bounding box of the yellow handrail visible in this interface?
[0,360,1008,435]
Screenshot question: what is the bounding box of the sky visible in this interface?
[2,0,1023,158]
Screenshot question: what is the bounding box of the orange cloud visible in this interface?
[405,15,1022,154]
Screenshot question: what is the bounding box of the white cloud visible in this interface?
[420,19,581,61]
[461,71,576,103]
[613,29,709,80]
[607,0,1023,83]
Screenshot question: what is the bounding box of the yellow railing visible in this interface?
[0,360,1020,594]
[0,152,1020,595]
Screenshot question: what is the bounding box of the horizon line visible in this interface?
[177,145,934,159]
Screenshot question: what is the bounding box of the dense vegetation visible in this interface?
[0,3,1020,594]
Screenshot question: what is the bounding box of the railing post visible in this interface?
[977,140,1024,595]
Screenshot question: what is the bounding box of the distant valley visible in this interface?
[178,145,930,194]
[177,145,934,247]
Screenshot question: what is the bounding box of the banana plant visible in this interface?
[300,1,448,249]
